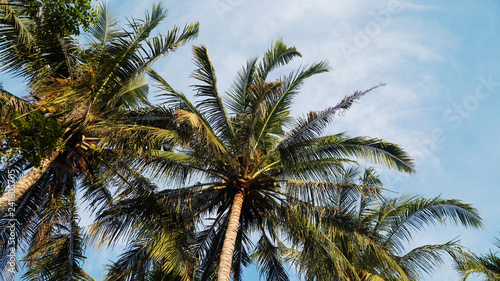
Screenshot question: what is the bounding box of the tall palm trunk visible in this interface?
[0,149,60,218]
[217,189,245,281]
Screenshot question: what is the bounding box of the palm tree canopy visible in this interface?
[284,168,483,281]
[91,39,416,281]
[0,3,198,280]
[0,0,97,37]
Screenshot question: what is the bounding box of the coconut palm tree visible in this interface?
[455,238,500,280]
[94,175,200,281]
[91,40,415,281]
[284,168,483,281]
[0,3,198,279]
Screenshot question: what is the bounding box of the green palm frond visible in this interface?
[115,74,150,108]
[89,189,162,248]
[88,4,120,45]
[91,3,198,111]
[283,134,415,174]
[149,69,197,111]
[252,233,289,281]
[398,240,461,279]
[150,71,232,162]
[106,233,196,281]
[89,171,198,281]
[0,3,33,43]
[282,179,344,205]
[282,168,482,281]
[90,105,186,155]
[0,2,80,86]
[278,84,385,152]
[105,239,154,281]
[0,88,32,117]
[0,3,35,78]
[256,38,301,80]
[455,238,500,280]
[225,57,258,115]
[280,202,362,281]
[279,157,353,182]
[253,62,330,151]
[191,45,234,145]
[175,109,232,159]
[379,196,482,253]
[22,190,94,281]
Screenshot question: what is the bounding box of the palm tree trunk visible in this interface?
[0,149,60,218]
[217,189,245,281]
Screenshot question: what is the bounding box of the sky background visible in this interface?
[4,0,500,280]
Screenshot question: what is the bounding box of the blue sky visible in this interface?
[4,0,500,280]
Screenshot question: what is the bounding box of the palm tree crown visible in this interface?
[0,3,198,279]
[285,168,483,281]
[91,39,415,281]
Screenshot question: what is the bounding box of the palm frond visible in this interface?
[191,45,234,145]
[253,62,329,151]
[89,4,120,45]
[252,233,289,281]
[398,240,462,279]
[91,3,198,111]
[279,203,361,281]
[104,239,154,281]
[256,39,301,80]
[279,84,384,152]
[282,134,415,174]
[175,109,231,159]
[380,196,482,253]
[22,190,94,281]
[225,57,258,115]
[0,3,35,78]
[0,89,32,118]
[455,249,500,281]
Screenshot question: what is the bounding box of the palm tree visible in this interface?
[95,176,199,281]
[91,40,415,281]
[0,0,96,38]
[0,3,198,279]
[455,238,500,280]
[284,168,483,281]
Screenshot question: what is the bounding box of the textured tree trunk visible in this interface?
[217,189,245,281]
[0,149,60,218]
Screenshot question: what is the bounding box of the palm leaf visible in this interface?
[191,45,234,145]
[225,57,258,115]
[256,39,301,80]
[253,61,329,151]
[88,4,120,45]
[252,233,289,281]
[379,196,482,253]
[0,88,32,118]
[279,84,385,152]
[398,240,461,279]
[282,134,415,174]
